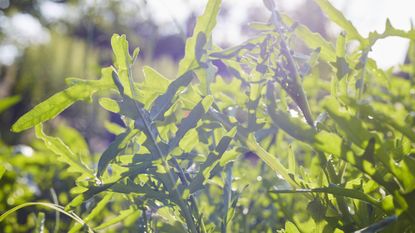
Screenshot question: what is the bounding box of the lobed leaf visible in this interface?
[138,66,171,107]
[281,14,336,62]
[314,0,365,43]
[111,34,135,97]
[12,68,113,132]
[35,124,95,180]
[177,0,221,76]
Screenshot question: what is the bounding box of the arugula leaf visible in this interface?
[177,0,221,76]
[12,68,113,132]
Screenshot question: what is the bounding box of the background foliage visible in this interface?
[1,0,415,232]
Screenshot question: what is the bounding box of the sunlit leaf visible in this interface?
[111,34,134,97]
[35,124,95,180]
[138,66,171,107]
[12,68,113,132]
[69,193,113,233]
[94,207,139,230]
[177,0,221,76]
[314,0,365,43]
[281,14,336,62]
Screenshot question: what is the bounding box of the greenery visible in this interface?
[2,0,415,232]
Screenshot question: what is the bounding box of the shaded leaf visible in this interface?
[270,185,381,207]
[96,129,138,178]
[168,96,214,152]
[188,127,236,193]
[150,71,195,121]
[354,215,398,233]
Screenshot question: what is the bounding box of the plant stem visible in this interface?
[125,64,199,233]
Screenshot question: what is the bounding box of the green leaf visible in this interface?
[314,0,365,43]
[245,133,296,187]
[111,34,134,97]
[341,97,415,142]
[100,96,146,124]
[0,165,5,180]
[109,180,170,202]
[35,124,95,180]
[285,221,301,233]
[333,57,351,79]
[209,35,267,60]
[96,129,138,178]
[248,22,274,31]
[281,14,336,62]
[270,185,381,207]
[313,131,344,156]
[0,202,93,233]
[354,215,397,233]
[99,97,121,113]
[168,96,213,152]
[132,47,140,62]
[0,95,20,114]
[67,163,152,210]
[266,83,316,143]
[150,71,195,121]
[94,207,138,230]
[368,19,415,46]
[323,97,371,147]
[287,145,296,175]
[56,124,90,161]
[177,0,221,76]
[12,68,112,132]
[268,109,316,143]
[138,66,170,107]
[188,127,236,193]
[336,32,346,57]
[104,121,125,135]
[394,156,415,193]
[178,128,199,153]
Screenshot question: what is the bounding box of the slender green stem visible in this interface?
[125,64,199,233]
[222,163,233,233]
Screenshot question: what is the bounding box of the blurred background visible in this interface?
[0,0,414,231]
